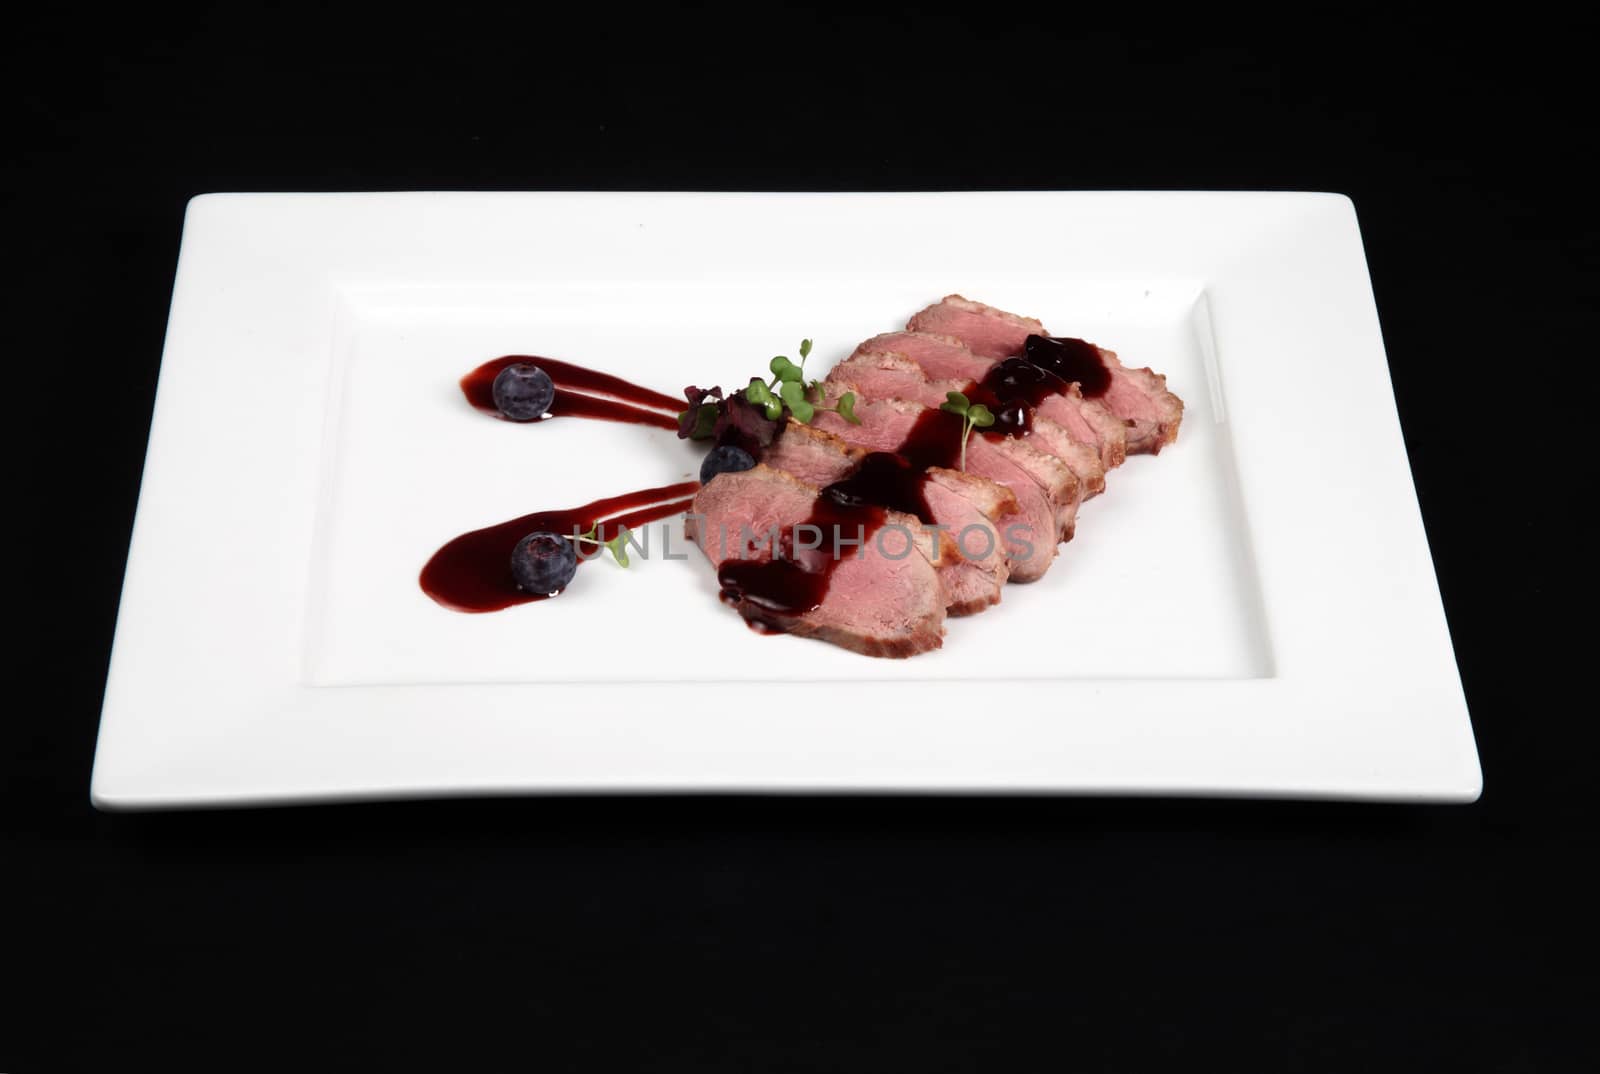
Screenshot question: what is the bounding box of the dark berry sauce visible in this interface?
[715,491,889,623]
[427,355,694,613]
[989,399,1031,436]
[713,415,965,626]
[461,355,682,430]
[895,406,966,470]
[937,334,1114,440]
[1020,335,1112,398]
[421,481,698,613]
[824,451,931,518]
[975,355,1068,409]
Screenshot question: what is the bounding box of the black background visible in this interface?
[8,5,1595,1070]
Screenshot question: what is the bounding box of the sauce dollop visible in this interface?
[1020,335,1112,398]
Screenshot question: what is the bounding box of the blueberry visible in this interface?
[510,531,578,594]
[492,363,555,421]
[700,445,756,484]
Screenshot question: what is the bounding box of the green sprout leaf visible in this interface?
[769,356,803,383]
[939,394,989,472]
[567,524,630,567]
[737,337,822,423]
[835,391,860,425]
[605,526,632,568]
[777,379,812,422]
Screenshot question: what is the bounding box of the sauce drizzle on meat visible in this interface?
[712,410,965,623]
[1019,335,1113,398]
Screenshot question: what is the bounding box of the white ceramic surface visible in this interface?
[91,192,1480,807]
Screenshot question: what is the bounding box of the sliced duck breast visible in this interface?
[761,421,1011,615]
[853,331,1128,470]
[906,294,1043,359]
[826,349,1106,499]
[687,464,946,657]
[811,397,1073,582]
[906,295,1184,455]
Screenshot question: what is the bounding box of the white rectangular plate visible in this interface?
[92,192,1480,807]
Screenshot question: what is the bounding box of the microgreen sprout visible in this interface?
[743,339,861,426]
[939,391,995,471]
[568,523,634,567]
[744,377,785,420]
